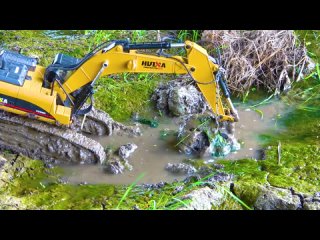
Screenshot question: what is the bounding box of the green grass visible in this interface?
[177,30,202,42]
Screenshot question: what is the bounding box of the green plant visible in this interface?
[116,173,145,209]
[177,30,202,42]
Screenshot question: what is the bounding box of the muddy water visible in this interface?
[64,101,289,184]
[228,101,288,160]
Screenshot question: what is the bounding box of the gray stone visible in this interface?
[152,79,207,117]
[103,156,125,174]
[165,163,197,175]
[179,186,224,210]
[118,143,138,160]
[303,201,320,210]
[179,131,210,156]
[168,86,206,116]
[177,116,240,158]
[0,155,6,169]
[303,194,320,210]
[254,186,301,210]
[209,172,234,182]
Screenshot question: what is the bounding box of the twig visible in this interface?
[277,141,281,165]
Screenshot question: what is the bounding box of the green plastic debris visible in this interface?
[135,118,159,128]
[132,112,159,128]
[211,133,230,157]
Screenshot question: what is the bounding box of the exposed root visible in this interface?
[201,30,312,96]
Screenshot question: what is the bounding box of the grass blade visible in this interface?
[252,108,264,120]
[220,186,253,210]
[116,173,145,209]
[250,93,274,108]
[171,197,190,209]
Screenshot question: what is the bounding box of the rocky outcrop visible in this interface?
[165,163,197,175]
[152,79,207,116]
[254,186,301,210]
[177,115,240,157]
[179,186,224,210]
[118,143,138,160]
[0,155,6,169]
[103,156,125,175]
[102,143,137,174]
[303,192,320,210]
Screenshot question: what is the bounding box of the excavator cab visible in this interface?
[44,53,82,87]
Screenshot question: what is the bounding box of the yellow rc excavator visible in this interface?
[0,39,239,164]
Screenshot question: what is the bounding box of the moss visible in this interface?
[217,159,268,185]
[232,182,265,207]
[0,30,89,66]
[1,153,216,210]
[94,76,161,121]
[216,143,320,204]
[183,158,208,169]
[0,155,120,209]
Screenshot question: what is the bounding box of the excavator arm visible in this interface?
[48,40,239,123]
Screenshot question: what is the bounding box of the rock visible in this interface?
[183,175,201,184]
[103,156,125,174]
[102,143,136,174]
[177,115,240,158]
[179,186,224,210]
[0,155,7,169]
[118,143,138,160]
[209,172,233,182]
[165,163,197,175]
[57,176,69,184]
[179,131,210,156]
[140,181,168,190]
[254,186,301,210]
[303,201,320,210]
[303,193,320,210]
[213,163,224,169]
[173,185,184,195]
[152,79,207,116]
[168,86,205,116]
[314,192,320,198]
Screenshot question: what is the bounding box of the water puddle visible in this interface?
[63,100,289,185]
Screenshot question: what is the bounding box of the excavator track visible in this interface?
[0,107,141,165]
[72,107,141,137]
[0,111,106,164]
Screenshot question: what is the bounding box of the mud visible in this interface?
[0,111,106,164]
[0,104,141,165]
[72,106,141,137]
